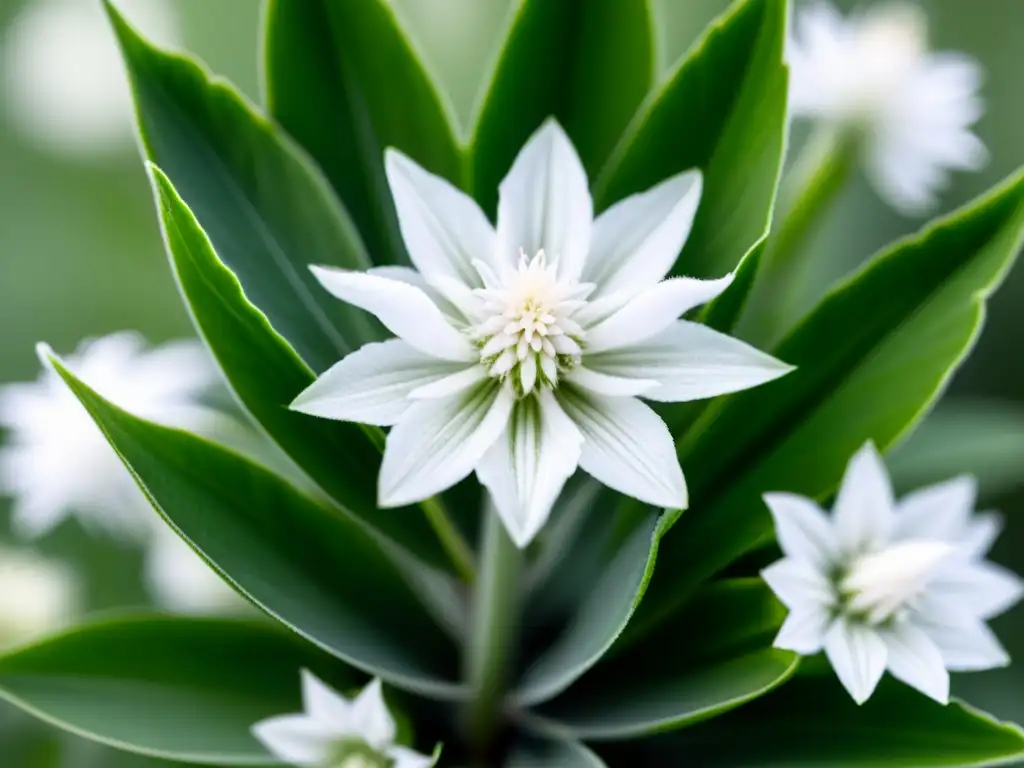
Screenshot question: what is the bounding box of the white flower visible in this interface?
[292,119,792,547]
[761,441,1024,705]
[0,332,221,541]
[1,0,181,157]
[144,526,243,616]
[0,546,78,649]
[788,1,987,213]
[252,671,435,768]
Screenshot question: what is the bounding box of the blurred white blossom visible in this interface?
[762,441,1023,705]
[788,1,987,213]
[1,0,181,157]
[144,525,241,616]
[0,546,78,649]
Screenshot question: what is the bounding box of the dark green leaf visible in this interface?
[887,399,1024,497]
[0,615,357,764]
[598,678,1024,766]
[507,735,607,767]
[263,0,464,266]
[527,581,794,740]
[470,0,656,213]
[46,356,463,699]
[627,169,1024,645]
[106,2,376,372]
[593,0,788,278]
[148,164,459,576]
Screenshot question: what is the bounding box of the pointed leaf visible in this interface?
[593,0,788,278]
[106,3,375,372]
[46,355,463,700]
[627,170,1024,646]
[263,0,464,266]
[470,0,657,213]
[0,615,357,765]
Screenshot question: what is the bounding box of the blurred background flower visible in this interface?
[0,0,1023,762]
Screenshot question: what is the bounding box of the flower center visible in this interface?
[839,539,953,625]
[324,739,392,768]
[472,250,591,397]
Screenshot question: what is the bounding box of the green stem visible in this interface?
[463,500,523,757]
[418,496,476,584]
[740,126,857,346]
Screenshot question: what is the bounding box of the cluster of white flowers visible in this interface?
[788,0,987,213]
[0,332,241,616]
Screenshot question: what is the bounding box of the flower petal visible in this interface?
[251,714,333,765]
[893,475,977,543]
[583,320,793,403]
[584,169,703,296]
[379,382,513,507]
[389,745,437,768]
[496,119,592,282]
[773,607,832,655]
[584,275,734,353]
[881,623,949,704]
[385,149,496,286]
[408,366,489,400]
[823,617,888,705]
[300,669,351,728]
[563,366,659,397]
[558,388,686,509]
[913,599,1010,672]
[833,441,896,557]
[761,558,835,611]
[366,266,463,320]
[291,341,473,426]
[930,560,1024,620]
[310,266,475,362]
[763,492,838,569]
[347,678,396,749]
[963,511,1002,558]
[476,390,583,548]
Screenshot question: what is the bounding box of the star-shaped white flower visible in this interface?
[762,441,1024,705]
[788,1,987,213]
[0,546,78,649]
[252,672,435,768]
[293,119,792,547]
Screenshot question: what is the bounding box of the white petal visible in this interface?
[963,512,1002,558]
[558,388,686,509]
[251,714,333,765]
[563,366,659,397]
[773,607,832,654]
[894,475,977,543]
[379,382,513,507]
[930,560,1024,620]
[291,341,472,426]
[584,169,703,295]
[385,149,496,286]
[823,617,888,705]
[367,266,463,320]
[300,669,351,728]
[582,320,793,402]
[347,678,396,750]
[388,745,436,768]
[881,623,949,704]
[496,119,592,282]
[584,275,734,353]
[912,600,1010,672]
[761,558,835,611]
[408,366,488,399]
[833,441,896,557]
[310,266,475,362]
[763,493,838,569]
[476,390,583,548]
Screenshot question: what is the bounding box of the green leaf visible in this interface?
[263,0,464,266]
[598,678,1024,766]
[513,511,667,706]
[45,355,463,700]
[628,168,1024,645]
[526,580,795,740]
[698,238,767,335]
[106,2,376,372]
[148,164,459,576]
[0,615,357,764]
[508,735,608,767]
[470,0,657,213]
[593,0,788,278]
[887,399,1024,497]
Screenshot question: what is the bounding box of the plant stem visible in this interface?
[464,499,523,757]
[418,496,476,584]
[739,126,857,346]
